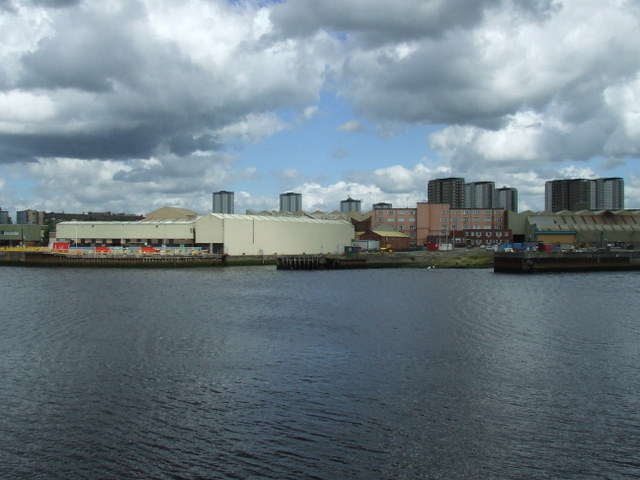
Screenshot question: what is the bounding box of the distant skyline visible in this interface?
[1,0,639,216]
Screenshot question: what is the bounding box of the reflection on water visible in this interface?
[1,267,640,479]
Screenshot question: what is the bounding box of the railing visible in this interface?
[0,246,50,252]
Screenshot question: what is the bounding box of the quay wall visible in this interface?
[494,251,640,273]
[0,251,227,267]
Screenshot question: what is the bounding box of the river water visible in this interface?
[1,266,640,479]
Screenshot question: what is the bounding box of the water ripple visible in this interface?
[2,267,640,479]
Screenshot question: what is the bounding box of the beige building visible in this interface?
[54,212,354,255]
[195,214,353,255]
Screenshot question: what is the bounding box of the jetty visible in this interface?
[494,250,640,273]
[277,255,367,270]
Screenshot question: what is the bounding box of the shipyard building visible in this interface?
[54,213,354,256]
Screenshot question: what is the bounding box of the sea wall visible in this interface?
[494,251,640,273]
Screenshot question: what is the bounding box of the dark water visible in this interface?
[1,266,640,479]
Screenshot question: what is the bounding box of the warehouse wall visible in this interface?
[195,214,354,255]
[55,215,354,254]
[55,222,194,244]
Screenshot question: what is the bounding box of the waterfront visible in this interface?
[1,267,640,479]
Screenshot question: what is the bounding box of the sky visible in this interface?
[1,0,639,218]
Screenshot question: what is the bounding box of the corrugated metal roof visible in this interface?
[371,228,410,238]
[57,219,195,226]
[206,213,349,225]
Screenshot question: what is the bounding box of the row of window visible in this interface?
[377,218,416,223]
[448,210,503,215]
[465,231,506,237]
[377,210,416,215]
[441,217,502,222]
[443,225,498,230]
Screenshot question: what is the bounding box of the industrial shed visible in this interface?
[53,213,354,255]
[194,214,354,255]
[54,220,195,247]
[526,210,640,245]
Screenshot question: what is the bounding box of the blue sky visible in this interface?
[1,0,639,219]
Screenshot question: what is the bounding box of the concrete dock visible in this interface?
[494,250,640,273]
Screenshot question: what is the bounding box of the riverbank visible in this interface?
[1,249,494,269]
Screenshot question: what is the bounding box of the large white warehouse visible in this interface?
[195,214,353,255]
[54,213,354,255]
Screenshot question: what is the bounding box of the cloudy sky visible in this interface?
[1,0,639,217]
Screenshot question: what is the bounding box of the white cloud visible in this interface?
[303,105,319,120]
[337,120,364,133]
[215,113,289,143]
[1,0,640,215]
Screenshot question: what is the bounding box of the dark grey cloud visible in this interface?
[20,12,146,92]
[270,0,500,45]
[0,0,80,11]
[0,126,161,162]
[31,0,81,7]
[0,1,328,165]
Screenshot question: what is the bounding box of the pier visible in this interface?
[276,255,368,270]
[494,251,640,273]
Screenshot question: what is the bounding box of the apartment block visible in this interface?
[545,177,625,212]
[279,192,302,213]
[16,209,45,225]
[428,178,465,208]
[0,207,10,224]
[595,177,624,210]
[495,187,519,212]
[545,179,594,212]
[340,197,361,214]
[212,190,235,214]
[465,181,495,209]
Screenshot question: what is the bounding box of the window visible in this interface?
[441,225,448,230]
[495,217,502,222]
[388,210,394,215]
[440,218,448,222]
[451,217,458,222]
[496,232,502,237]
[409,210,415,214]
[484,210,492,214]
[409,225,415,229]
[398,210,405,215]
[377,210,384,215]
[484,217,492,223]
[398,225,405,229]
[387,218,394,222]
[463,210,469,215]
[462,217,469,223]
[377,218,383,223]
[473,217,480,222]
[409,217,415,222]
[398,218,405,222]
[452,225,458,230]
